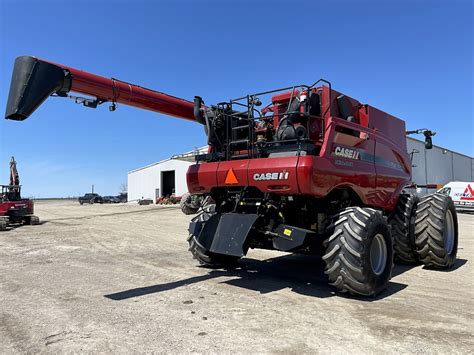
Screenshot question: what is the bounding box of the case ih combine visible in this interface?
[0,156,39,230]
[5,56,458,296]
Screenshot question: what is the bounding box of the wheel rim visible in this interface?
[444,209,455,255]
[370,233,388,275]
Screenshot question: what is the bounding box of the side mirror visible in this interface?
[425,135,433,149]
[406,129,436,150]
[423,130,435,149]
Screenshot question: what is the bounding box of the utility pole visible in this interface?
[92,184,94,193]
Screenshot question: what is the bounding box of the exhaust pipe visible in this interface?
[5,56,71,121]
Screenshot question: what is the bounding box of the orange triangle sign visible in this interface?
[224,168,239,184]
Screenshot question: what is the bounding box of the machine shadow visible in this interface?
[105,253,407,302]
[390,258,468,277]
[391,263,417,278]
[104,274,218,300]
[422,258,467,272]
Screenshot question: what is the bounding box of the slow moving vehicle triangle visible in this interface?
[225,168,239,184]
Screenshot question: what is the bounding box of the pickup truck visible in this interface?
[103,195,121,203]
[79,193,103,205]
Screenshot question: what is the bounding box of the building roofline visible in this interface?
[128,158,172,174]
[407,137,473,159]
[128,146,207,174]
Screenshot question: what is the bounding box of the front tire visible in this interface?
[414,193,458,269]
[323,207,393,296]
[389,194,420,264]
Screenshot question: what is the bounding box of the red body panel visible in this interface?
[0,199,34,216]
[187,89,411,212]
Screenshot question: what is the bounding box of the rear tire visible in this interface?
[323,207,393,296]
[180,192,200,215]
[414,193,458,269]
[187,211,240,268]
[389,194,420,264]
[188,235,240,268]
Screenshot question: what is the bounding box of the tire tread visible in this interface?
[414,192,458,269]
[323,207,393,296]
[389,194,419,264]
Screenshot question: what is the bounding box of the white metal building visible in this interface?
[127,147,207,202]
[127,139,473,203]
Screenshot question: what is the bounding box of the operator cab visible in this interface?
[0,185,21,202]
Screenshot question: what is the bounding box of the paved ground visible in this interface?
[0,200,472,353]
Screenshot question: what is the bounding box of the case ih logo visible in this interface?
[460,184,474,201]
[333,146,360,160]
[253,171,289,181]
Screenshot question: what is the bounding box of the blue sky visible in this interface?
[0,0,472,197]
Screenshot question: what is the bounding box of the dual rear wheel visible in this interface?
[389,192,458,268]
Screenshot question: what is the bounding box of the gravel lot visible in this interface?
[0,200,472,353]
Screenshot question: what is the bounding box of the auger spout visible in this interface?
[5,56,197,122]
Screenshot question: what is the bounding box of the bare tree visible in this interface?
[119,183,127,194]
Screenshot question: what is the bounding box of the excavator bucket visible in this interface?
[5,56,70,121]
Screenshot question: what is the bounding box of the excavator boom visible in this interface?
[9,157,19,186]
[5,56,196,122]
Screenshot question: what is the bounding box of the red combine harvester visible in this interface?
[5,56,458,296]
[0,156,39,230]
